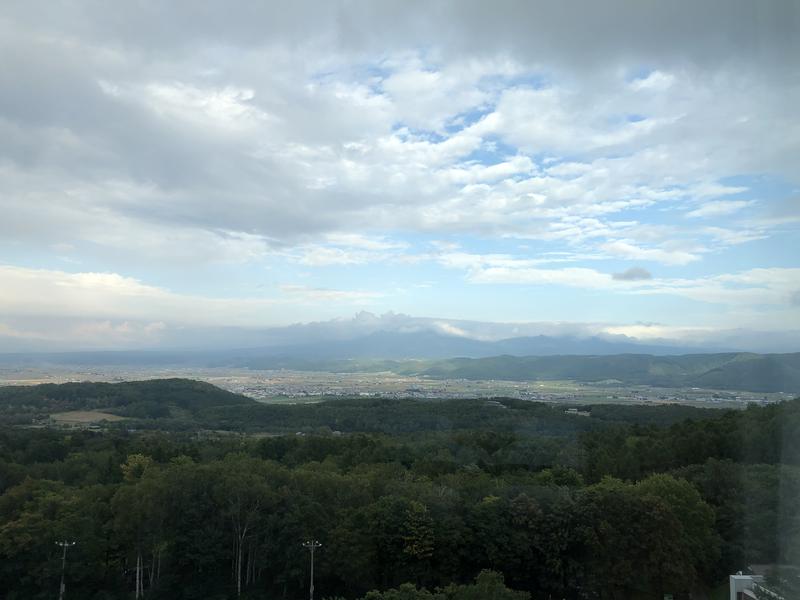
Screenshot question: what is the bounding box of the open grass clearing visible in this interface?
[50,410,127,424]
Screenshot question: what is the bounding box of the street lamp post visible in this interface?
[302,540,322,600]
[55,540,76,600]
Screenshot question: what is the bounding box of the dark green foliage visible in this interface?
[199,396,615,435]
[0,380,797,598]
[585,402,723,426]
[359,570,530,600]
[0,378,254,425]
[581,397,800,484]
[420,352,800,392]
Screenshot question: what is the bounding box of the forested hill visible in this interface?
[420,352,800,392]
[0,378,726,432]
[0,378,254,420]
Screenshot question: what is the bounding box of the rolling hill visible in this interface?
[418,352,800,393]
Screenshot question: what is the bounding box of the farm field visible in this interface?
[49,410,126,424]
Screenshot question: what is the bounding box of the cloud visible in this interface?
[629,70,675,92]
[600,240,700,265]
[1,3,797,264]
[633,268,800,306]
[612,267,653,281]
[0,265,382,330]
[0,1,797,350]
[687,200,754,218]
[277,284,384,303]
[702,226,768,246]
[433,251,800,308]
[432,321,471,337]
[469,266,613,288]
[291,234,409,266]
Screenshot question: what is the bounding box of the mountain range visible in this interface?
[0,329,707,367]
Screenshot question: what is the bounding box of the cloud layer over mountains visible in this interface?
[0,1,798,352]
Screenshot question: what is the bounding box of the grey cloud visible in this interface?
[612,267,653,281]
[4,1,798,70]
[1,0,798,268]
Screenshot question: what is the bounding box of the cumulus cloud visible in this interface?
[1,2,797,260]
[0,1,797,350]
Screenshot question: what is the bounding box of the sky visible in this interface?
[0,0,799,352]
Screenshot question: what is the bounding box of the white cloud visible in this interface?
[0,265,382,329]
[3,47,796,269]
[703,226,768,245]
[687,200,754,218]
[432,321,470,337]
[322,233,407,251]
[632,268,800,306]
[292,234,409,266]
[277,284,383,303]
[432,250,800,309]
[0,2,797,349]
[469,266,613,288]
[602,323,713,340]
[600,240,700,265]
[629,70,675,92]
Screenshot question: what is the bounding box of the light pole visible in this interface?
[55,540,76,600]
[302,540,321,600]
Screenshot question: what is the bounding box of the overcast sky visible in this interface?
[1,0,799,351]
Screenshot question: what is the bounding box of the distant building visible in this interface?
[729,570,786,600]
[564,407,590,416]
[730,573,758,599]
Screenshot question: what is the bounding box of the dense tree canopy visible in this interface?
[0,381,798,598]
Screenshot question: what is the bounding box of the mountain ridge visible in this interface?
[416,352,800,393]
[0,330,719,366]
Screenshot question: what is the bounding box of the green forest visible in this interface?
[1,380,799,599]
[415,352,800,393]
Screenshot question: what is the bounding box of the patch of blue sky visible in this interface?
[155,261,280,298]
[538,152,591,167]
[0,244,85,273]
[598,294,731,326]
[313,55,394,80]
[624,66,657,82]
[698,232,799,272]
[446,283,704,325]
[460,136,522,166]
[433,236,593,268]
[601,113,649,127]
[292,259,459,296]
[390,123,447,143]
[599,201,659,221]
[720,174,796,201]
[444,106,494,132]
[498,72,551,90]
[359,61,394,81]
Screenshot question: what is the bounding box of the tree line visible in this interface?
[0,383,798,598]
